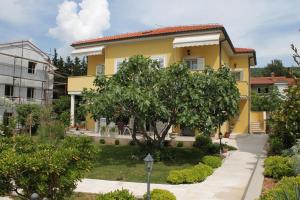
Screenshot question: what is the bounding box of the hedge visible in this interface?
[144,189,176,200]
[201,156,222,169]
[264,156,295,179]
[260,176,300,200]
[96,189,136,200]
[167,163,213,184]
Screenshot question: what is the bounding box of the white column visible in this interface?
[70,94,75,127]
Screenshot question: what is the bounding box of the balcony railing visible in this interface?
[68,75,96,93]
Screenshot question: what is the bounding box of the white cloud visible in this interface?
[49,0,110,43]
[0,0,35,25]
[120,0,300,66]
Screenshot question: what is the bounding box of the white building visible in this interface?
[0,40,55,123]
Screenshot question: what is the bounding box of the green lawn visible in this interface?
[86,145,205,183]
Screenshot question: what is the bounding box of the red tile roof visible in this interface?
[72,24,256,61]
[235,48,255,53]
[251,76,296,85]
[72,24,223,46]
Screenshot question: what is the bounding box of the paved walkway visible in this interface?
[75,134,268,200]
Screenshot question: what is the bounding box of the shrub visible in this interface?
[144,189,176,200]
[115,139,120,145]
[193,134,212,148]
[264,156,295,179]
[37,120,65,142]
[270,86,300,150]
[96,189,136,200]
[167,163,213,184]
[0,136,97,200]
[205,143,220,154]
[268,135,285,155]
[129,140,136,146]
[260,176,300,200]
[100,139,106,144]
[201,156,222,168]
[176,141,183,148]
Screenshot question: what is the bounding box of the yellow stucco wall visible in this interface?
[250,111,264,123]
[67,75,96,92]
[87,54,105,75]
[250,111,266,131]
[70,37,251,133]
[231,100,249,134]
[85,113,95,131]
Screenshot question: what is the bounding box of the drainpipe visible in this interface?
[219,39,226,68]
[248,56,252,134]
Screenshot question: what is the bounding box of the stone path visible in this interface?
[75,134,268,200]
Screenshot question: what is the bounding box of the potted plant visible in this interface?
[224,131,230,138]
[100,125,107,136]
[110,126,117,138]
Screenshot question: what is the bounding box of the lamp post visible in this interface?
[218,128,223,155]
[144,153,154,200]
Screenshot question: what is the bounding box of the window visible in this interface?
[114,58,125,73]
[257,88,261,93]
[28,62,36,74]
[265,87,269,93]
[184,58,205,70]
[27,87,34,99]
[96,64,105,75]
[4,85,13,97]
[231,71,243,81]
[151,55,165,68]
[3,112,13,125]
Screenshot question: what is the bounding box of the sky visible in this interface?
[0,0,299,67]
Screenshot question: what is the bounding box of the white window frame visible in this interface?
[96,64,105,75]
[231,68,244,81]
[183,56,205,71]
[114,58,126,73]
[150,55,166,68]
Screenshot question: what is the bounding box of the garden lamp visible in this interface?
[144,153,154,200]
[30,193,39,200]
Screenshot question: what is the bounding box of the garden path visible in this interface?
[75,134,268,200]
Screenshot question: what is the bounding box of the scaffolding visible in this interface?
[0,41,54,107]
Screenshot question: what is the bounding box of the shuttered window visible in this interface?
[96,64,105,75]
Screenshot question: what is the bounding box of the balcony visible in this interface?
[237,81,249,97]
[68,76,96,93]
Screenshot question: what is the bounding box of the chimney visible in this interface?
[271,72,275,77]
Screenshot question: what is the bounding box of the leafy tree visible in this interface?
[292,44,300,67]
[263,59,289,77]
[251,87,283,112]
[52,49,88,98]
[0,135,97,200]
[0,116,16,137]
[53,96,71,127]
[81,55,239,147]
[270,86,300,149]
[16,104,42,133]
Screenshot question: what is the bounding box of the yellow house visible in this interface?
[68,24,257,135]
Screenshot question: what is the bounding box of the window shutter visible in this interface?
[114,59,123,73]
[239,71,244,81]
[197,58,205,70]
[96,64,104,75]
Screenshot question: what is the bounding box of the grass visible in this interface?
[86,145,205,183]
